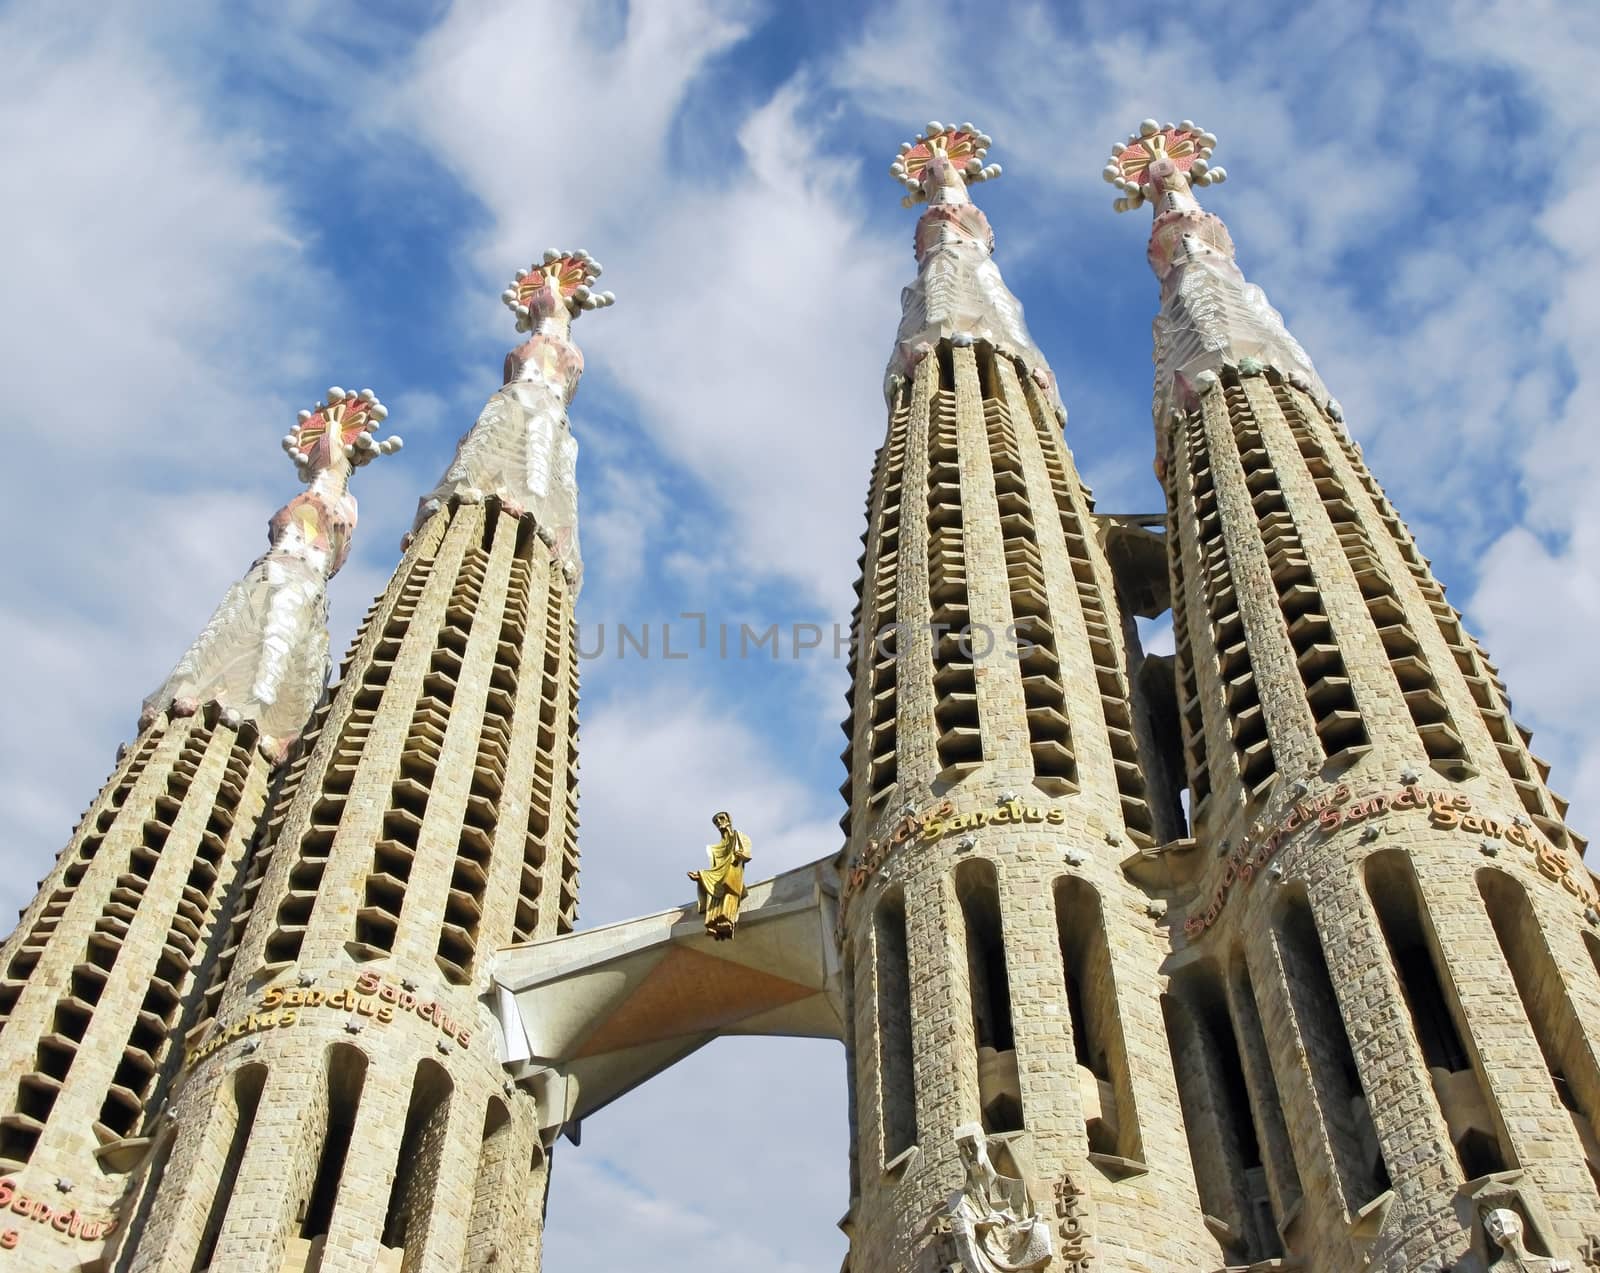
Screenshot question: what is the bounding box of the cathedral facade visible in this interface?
[0,119,1594,1273]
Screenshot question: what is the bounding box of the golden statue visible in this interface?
[689,811,752,940]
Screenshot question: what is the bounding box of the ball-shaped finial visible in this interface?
[1103,118,1220,212]
[286,387,396,475]
[504,251,616,329]
[889,121,996,207]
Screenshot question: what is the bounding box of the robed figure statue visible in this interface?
[689,811,752,940]
[922,1125,1054,1273]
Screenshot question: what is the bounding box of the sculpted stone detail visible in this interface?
[186,970,476,1067]
[884,123,1064,421]
[410,250,614,587]
[139,387,398,761]
[1052,1174,1092,1272]
[1183,779,1598,938]
[689,811,752,940]
[923,1127,1053,1273]
[1481,1208,1571,1272]
[1104,120,1331,440]
[837,796,1072,936]
[0,1179,120,1253]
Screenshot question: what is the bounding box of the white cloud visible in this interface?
[4,3,1599,1269]
[0,1,328,920]
[545,1037,845,1273]
[575,685,838,927]
[832,0,1598,842]
[0,5,312,461]
[394,0,760,273]
[590,81,902,609]
[385,4,902,611]
[550,685,846,1267]
[584,467,670,595]
[1434,0,1600,836]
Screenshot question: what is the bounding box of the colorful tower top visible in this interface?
[139,388,399,761]
[411,250,615,589]
[886,121,1064,421]
[1104,119,1332,441]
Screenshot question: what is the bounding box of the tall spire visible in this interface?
[824,116,1206,1273]
[125,261,607,1272]
[139,389,399,762]
[410,249,614,590]
[1105,119,1332,448]
[1113,115,1599,1272]
[885,121,1065,421]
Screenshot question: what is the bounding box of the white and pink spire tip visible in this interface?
[1103,119,1226,213]
[501,249,616,332]
[280,386,401,481]
[888,121,1001,208]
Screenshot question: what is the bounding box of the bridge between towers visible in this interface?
[483,513,1170,1147]
[488,859,845,1145]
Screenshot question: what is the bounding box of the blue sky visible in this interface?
[1,0,1596,1266]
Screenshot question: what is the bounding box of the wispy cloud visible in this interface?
[2,2,1597,1267]
[0,1,325,918]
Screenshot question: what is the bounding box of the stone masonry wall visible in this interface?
[123,499,574,1272]
[841,343,1213,1272]
[0,711,270,1273]
[1164,365,1600,1270]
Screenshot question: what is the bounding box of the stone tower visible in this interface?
[120,254,612,1273]
[835,122,1214,1273]
[0,388,397,1270]
[1109,118,1600,1270]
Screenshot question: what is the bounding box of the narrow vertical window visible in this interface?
[192,1064,267,1272]
[465,1098,515,1269]
[1164,967,1283,1264]
[1274,888,1388,1204]
[843,947,861,1201]
[1228,947,1303,1225]
[301,1044,368,1240]
[1366,851,1509,1180]
[522,1142,549,1261]
[1480,869,1600,1191]
[957,861,1020,1133]
[874,892,916,1163]
[1055,876,1142,1163]
[383,1060,454,1259]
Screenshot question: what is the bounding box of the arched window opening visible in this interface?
[383,1059,454,1264]
[843,946,861,1201]
[1366,851,1509,1181]
[521,1141,550,1262]
[1055,876,1143,1164]
[1480,869,1600,1193]
[957,862,1020,1134]
[1164,968,1283,1265]
[192,1064,267,1272]
[301,1045,368,1241]
[1228,947,1303,1229]
[874,892,917,1162]
[465,1098,515,1270]
[1274,888,1388,1205]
